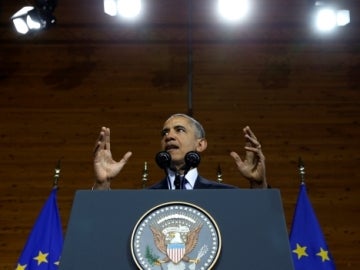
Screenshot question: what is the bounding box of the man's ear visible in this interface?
[196,138,208,153]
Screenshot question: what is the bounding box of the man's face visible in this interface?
[160,116,206,168]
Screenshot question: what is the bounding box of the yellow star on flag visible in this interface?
[292,243,308,259]
[317,247,330,262]
[33,250,49,265]
[15,263,27,270]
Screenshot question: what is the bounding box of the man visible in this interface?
[92,113,268,190]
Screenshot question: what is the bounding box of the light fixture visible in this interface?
[11,0,57,35]
[104,0,142,20]
[217,0,251,22]
[313,1,350,32]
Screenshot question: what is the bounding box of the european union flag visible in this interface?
[15,189,63,270]
[289,183,336,270]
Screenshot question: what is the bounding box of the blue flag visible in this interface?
[15,189,63,270]
[289,183,336,270]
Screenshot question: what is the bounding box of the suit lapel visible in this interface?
[193,176,207,189]
[156,178,170,189]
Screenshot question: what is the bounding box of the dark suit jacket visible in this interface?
[148,175,237,189]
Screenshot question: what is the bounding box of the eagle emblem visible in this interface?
[131,202,222,270]
[150,224,202,264]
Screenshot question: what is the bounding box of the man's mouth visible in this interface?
[165,145,179,151]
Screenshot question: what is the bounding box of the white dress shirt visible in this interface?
[167,168,198,190]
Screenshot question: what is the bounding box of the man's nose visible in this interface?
[164,131,175,141]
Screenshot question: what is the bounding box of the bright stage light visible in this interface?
[315,8,337,31]
[217,0,251,22]
[313,1,350,32]
[104,0,142,19]
[11,0,57,35]
[336,10,350,26]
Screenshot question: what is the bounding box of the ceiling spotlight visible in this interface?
[336,10,350,26]
[104,0,142,20]
[217,0,251,22]
[11,0,57,35]
[313,1,350,32]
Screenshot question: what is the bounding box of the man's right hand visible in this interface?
[93,127,132,190]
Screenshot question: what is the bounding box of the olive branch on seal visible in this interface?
[145,245,163,269]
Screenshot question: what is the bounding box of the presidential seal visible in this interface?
[131,201,221,270]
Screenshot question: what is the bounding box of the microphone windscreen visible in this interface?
[184,151,201,168]
[155,151,172,169]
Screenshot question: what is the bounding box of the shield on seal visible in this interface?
[167,243,185,264]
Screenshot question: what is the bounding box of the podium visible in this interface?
[59,189,294,270]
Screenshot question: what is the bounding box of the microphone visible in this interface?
[155,151,172,170]
[183,151,201,174]
[155,150,201,175]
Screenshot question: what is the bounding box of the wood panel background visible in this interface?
[0,0,359,269]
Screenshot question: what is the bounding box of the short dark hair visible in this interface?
[167,113,206,139]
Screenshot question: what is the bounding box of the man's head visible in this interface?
[161,114,207,169]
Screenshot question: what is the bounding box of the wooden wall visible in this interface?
[0,0,359,269]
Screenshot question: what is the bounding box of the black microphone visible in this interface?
[155,151,172,170]
[183,151,201,174]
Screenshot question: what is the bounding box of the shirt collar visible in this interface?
[167,168,198,190]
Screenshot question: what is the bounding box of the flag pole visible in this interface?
[217,163,223,183]
[298,157,305,185]
[142,161,148,189]
[53,159,61,190]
